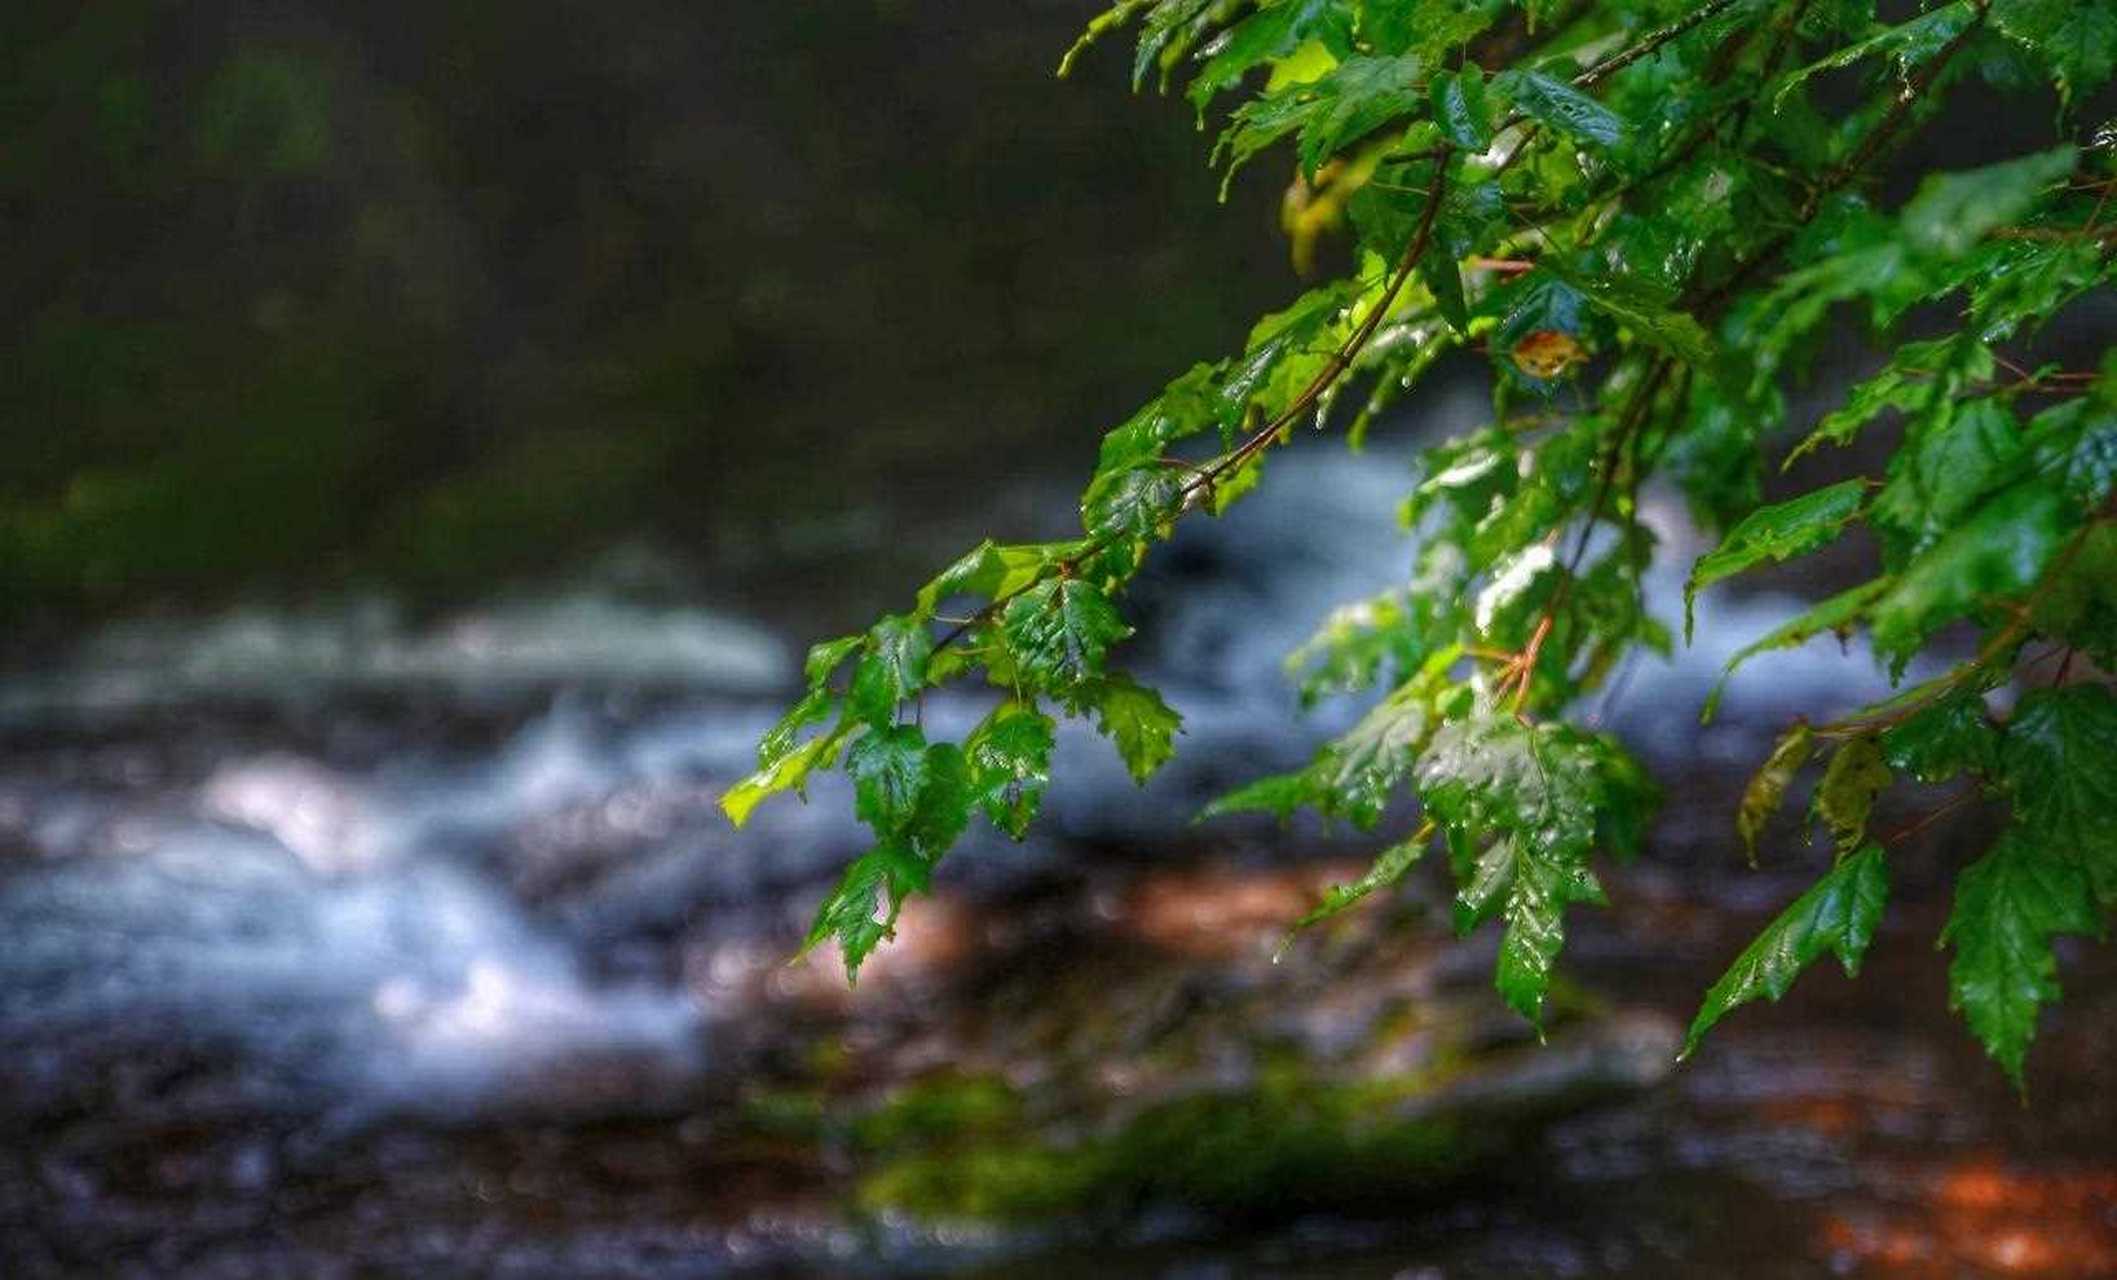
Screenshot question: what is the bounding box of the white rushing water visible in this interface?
[0,441,1931,1121]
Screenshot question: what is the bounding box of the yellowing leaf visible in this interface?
[1511,329,1589,379]
[1739,721,1815,866]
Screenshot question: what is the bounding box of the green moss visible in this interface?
[854,1073,1504,1223]
[848,1073,1025,1151]
[736,1088,829,1139]
[860,1144,1110,1221]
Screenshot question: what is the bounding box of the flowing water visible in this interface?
[2,443,2113,1278]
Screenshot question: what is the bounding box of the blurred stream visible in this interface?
[3,443,2113,1278]
[9,1,2117,1273]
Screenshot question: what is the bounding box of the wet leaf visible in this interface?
[850,614,934,728]
[801,843,934,983]
[1739,721,1815,866]
[967,701,1057,839]
[1881,692,1999,784]
[846,724,930,835]
[1685,845,1888,1057]
[1081,672,1183,783]
[1285,831,1428,938]
[1813,736,1892,852]
[1686,480,1867,641]
[1870,481,2072,670]
[1497,70,1627,148]
[1430,65,1492,150]
[1002,578,1132,692]
[2001,686,2117,908]
[1944,829,2099,1088]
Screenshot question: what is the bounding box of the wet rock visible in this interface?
[715,862,1678,1236]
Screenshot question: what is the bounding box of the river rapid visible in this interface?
[1,445,2113,1278]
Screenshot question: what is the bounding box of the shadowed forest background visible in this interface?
[4,3,2117,1277]
[4,0,1299,637]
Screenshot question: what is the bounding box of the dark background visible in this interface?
[3,0,1299,631]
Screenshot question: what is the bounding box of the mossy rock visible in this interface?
[844,1006,1676,1224]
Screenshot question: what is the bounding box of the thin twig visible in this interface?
[1882,789,1979,847]
[932,157,1457,654]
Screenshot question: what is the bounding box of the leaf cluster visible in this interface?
[735,0,2117,1084]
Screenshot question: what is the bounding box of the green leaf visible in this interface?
[1002,578,1133,691]
[846,724,930,835]
[1813,736,1893,852]
[1363,0,1502,61]
[2024,397,2117,511]
[756,634,868,780]
[1496,834,1607,1026]
[804,634,865,686]
[1871,399,2026,558]
[1882,691,2000,784]
[1901,147,2078,260]
[1773,3,1977,107]
[1418,714,1602,850]
[1496,70,1626,148]
[758,686,835,773]
[1992,0,2117,101]
[1320,684,1433,829]
[1787,338,1986,466]
[1456,832,1605,1025]
[1083,466,1186,545]
[966,701,1057,839]
[916,542,1070,617]
[1344,155,1442,262]
[1870,480,2072,668]
[2001,685,2117,909]
[1421,251,1471,334]
[1229,280,1360,431]
[1201,769,1319,824]
[1285,833,1428,938]
[1121,0,1220,90]
[1096,363,1222,473]
[1430,65,1492,150]
[1218,54,1425,180]
[1665,384,1766,531]
[1683,844,1888,1057]
[1943,829,2099,1087]
[1058,0,1155,79]
[1706,579,1893,723]
[801,843,934,983]
[903,742,975,859]
[1686,480,1868,641]
[1081,672,1183,783]
[2030,524,2117,667]
[1419,715,1630,1025]
[1739,721,1815,866]
[1284,586,1436,706]
[1543,260,1726,384]
[1592,744,1662,863]
[849,615,934,727]
[1186,0,1351,111]
[721,724,855,829]
[1966,239,2109,343]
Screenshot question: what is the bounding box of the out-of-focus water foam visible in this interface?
[0,441,1932,1123]
[0,593,790,720]
[0,829,702,1119]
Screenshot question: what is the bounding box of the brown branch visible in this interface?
[1687,1,1990,316]
[1882,789,1979,847]
[932,156,1457,655]
[1812,518,2104,741]
[1575,0,1752,88]
[1504,358,1676,716]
